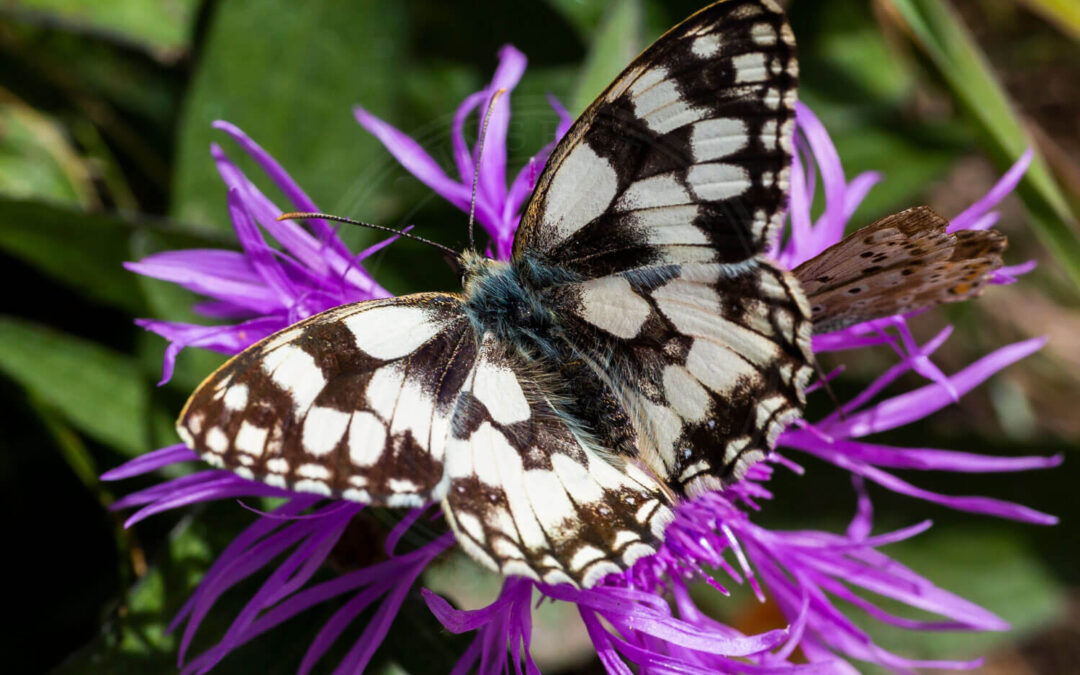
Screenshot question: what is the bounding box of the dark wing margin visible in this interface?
[442,332,675,588]
[794,206,1007,333]
[514,0,797,278]
[177,293,473,507]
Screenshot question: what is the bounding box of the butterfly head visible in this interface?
[459,248,503,296]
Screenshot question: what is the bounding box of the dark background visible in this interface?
[0,0,1078,672]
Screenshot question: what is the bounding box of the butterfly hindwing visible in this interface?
[442,333,675,587]
[794,206,1007,333]
[516,0,797,278]
[551,260,813,495]
[177,294,472,507]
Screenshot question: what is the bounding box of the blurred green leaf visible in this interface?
[172,0,407,233]
[0,196,225,316]
[0,316,149,455]
[0,0,201,60]
[796,0,914,105]
[0,96,97,206]
[569,0,644,115]
[1017,0,1080,42]
[54,517,213,674]
[887,0,1080,289]
[0,197,145,313]
[541,0,610,38]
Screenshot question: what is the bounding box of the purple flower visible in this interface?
[105,45,1060,674]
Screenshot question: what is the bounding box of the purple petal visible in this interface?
[783,432,1063,473]
[476,45,528,209]
[211,143,331,278]
[544,585,787,656]
[125,254,278,315]
[796,103,847,254]
[452,91,487,184]
[225,189,299,306]
[949,149,1034,232]
[581,610,634,675]
[101,444,197,480]
[180,509,346,662]
[784,140,815,267]
[354,107,470,209]
[991,259,1037,284]
[212,121,349,257]
[782,435,1058,524]
[423,588,513,634]
[827,337,1046,438]
[842,171,882,222]
[546,93,573,140]
[354,105,503,231]
[136,316,285,385]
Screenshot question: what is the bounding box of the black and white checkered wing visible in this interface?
[516,0,797,276]
[177,294,472,507]
[514,0,813,494]
[442,333,674,587]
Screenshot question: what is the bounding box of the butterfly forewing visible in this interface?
[177,294,472,507]
[516,0,797,279]
[442,333,674,587]
[512,0,812,493]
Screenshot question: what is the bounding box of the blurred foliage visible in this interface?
[0,0,1076,672]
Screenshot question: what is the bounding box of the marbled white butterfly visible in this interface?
[176,0,1005,588]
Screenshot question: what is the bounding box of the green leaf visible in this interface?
[0,99,96,207]
[172,0,407,234]
[0,197,144,313]
[541,0,610,38]
[569,0,645,115]
[1,0,201,59]
[0,316,149,455]
[886,0,1080,288]
[0,196,226,315]
[1017,0,1080,42]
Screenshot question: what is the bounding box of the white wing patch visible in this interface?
[264,345,325,413]
[542,143,618,243]
[578,276,653,338]
[344,304,446,359]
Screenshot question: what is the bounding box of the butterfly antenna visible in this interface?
[278,212,459,259]
[468,87,507,253]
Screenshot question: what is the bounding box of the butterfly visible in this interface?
[175,0,1005,588]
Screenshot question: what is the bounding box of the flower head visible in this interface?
[106,45,1059,674]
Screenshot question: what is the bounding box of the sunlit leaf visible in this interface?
[1,0,201,60]
[569,0,644,115]
[0,99,96,207]
[0,316,149,455]
[1017,0,1080,42]
[172,0,406,233]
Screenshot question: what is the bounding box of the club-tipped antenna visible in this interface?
[278,212,459,259]
[468,87,507,252]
